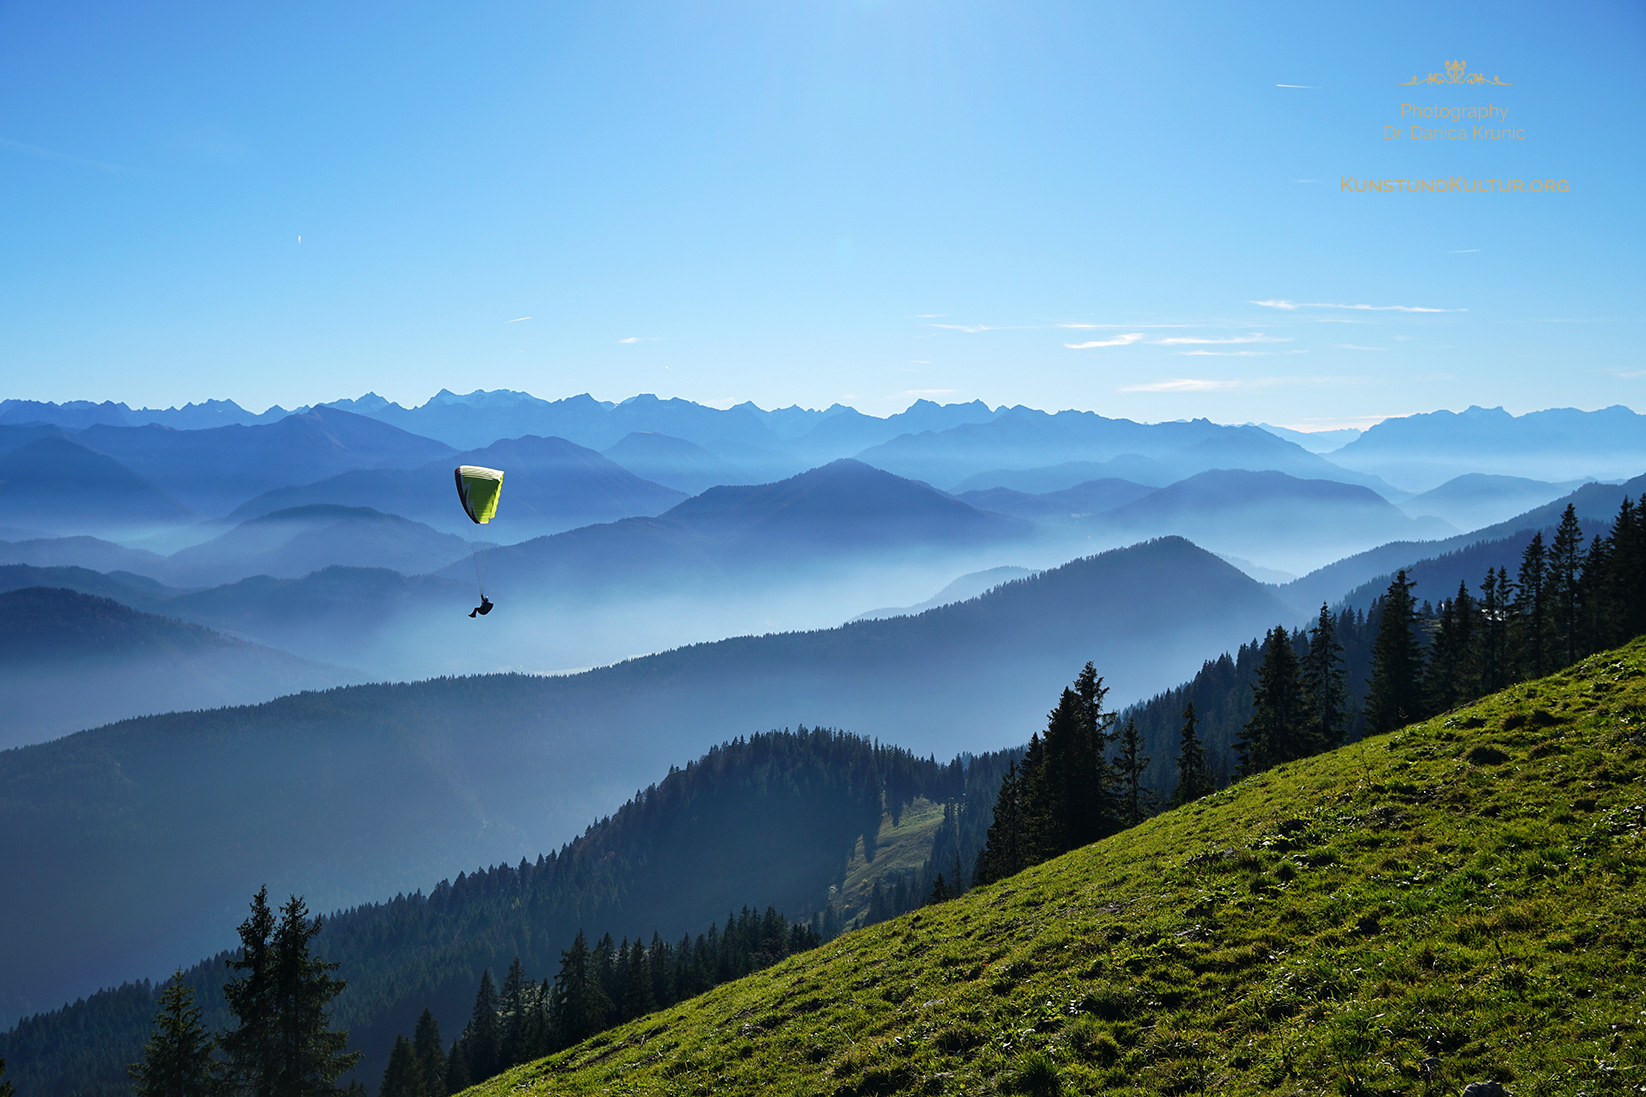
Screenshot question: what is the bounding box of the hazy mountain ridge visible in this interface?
[1330,404,1646,489]
[0,536,1288,1023]
[0,587,356,749]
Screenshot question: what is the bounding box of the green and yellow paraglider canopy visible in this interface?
[454,465,504,524]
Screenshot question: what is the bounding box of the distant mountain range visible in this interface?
[0,536,1289,1022]
[856,411,1398,495]
[1280,472,1646,612]
[0,587,355,748]
[1329,404,1646,490]
[225,434,685,540]
[440,459,1032,598]
[0,435,197,536]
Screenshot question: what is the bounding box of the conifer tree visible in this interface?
[1513,533,1549,678]
[411,1010,446,1097]
[221,887,278,1096]
[1366,571,1427,734]
[1170,702,1213,807]
[1300,603,1347,749]
[0,1058,12,1097]
[1072,663,1118,840]
[551,931,613,1048]
[462,970,500,1081]
[973,760,1026,885]
[1474,566,1513,695]
[1549,504,1586,667]
[222,889,358,1097]
[130,971,218,1097]
[1237,625,1306,772]
[377,1037,419,1097]
[1427,581,1476,713]
[1115,715,1150,826]
[619,940,655,1022]
[500,957,532,1070]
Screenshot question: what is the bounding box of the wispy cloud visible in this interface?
[1447,248,1481,254]
[1064,333,1146,349]
[1611,369,1646,379]
[1058,322,1192,330]
[0,135,145,175]
[1276,83,1318,89]
[1155,333,1288,346]
[927,322,1042,334]
[1174,350,1272,357]
[1252,299,1464,313]
[505,316,532,324]
[1121,378,1242,392]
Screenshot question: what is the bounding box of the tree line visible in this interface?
[967,498,1646,886]
[383,906,819,1095]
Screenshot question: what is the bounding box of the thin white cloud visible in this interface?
[1058,322,1192,330]
[618,336,667,344]
[911,313,947,319]
[1447,249,1481,254]
[1121,378,1242,392]
[1252,299,1464,313]
[1064,333,1146,349]
[1174,350,1272,357]
[1155,333,1288,346]
[505,316,532,324]
[1612,369,1646,379]
[1276,84,1318,88]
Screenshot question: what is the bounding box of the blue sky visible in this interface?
[2,0,1642,426]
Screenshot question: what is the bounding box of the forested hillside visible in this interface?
[465,637,1646,1095]
[0,730,991,1094]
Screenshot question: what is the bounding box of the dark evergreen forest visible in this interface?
[0,729,993,1095]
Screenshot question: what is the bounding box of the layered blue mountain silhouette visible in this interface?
[0,586,354,749]
[0,536,1289,1023]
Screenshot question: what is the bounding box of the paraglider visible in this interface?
[454,464,504,617]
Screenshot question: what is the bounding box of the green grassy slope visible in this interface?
[472,641,1646,1096]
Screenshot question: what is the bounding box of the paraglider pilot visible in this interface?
[454,464,505,618]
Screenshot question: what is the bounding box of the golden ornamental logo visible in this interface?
[1400,60,1510,87]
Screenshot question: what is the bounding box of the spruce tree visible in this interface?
[271,894,359,1096]
[222,889,358,1097]
[1427,581,1476,713]
[1170,702,1213,807]
[1115,716,1150,826]
[620,940,655,1021]
[499,957,530,1070]
[377,1037,419,1097]
[1238,625,1306,773]
[130,971,218,1097]
[1514,533,1549,678]
[1072,663,1118,840]
[1300,603,1347,750]
[221,886,279,1097]
[973,760,1025,885]
[0,1058,11,1097]
[1548,504,1585,667]
[1366,571,1428,734]
[462,969,500,1081]
[412,1010,446,1097]
[1474,566,1513,695]
[551,931,613,1048]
